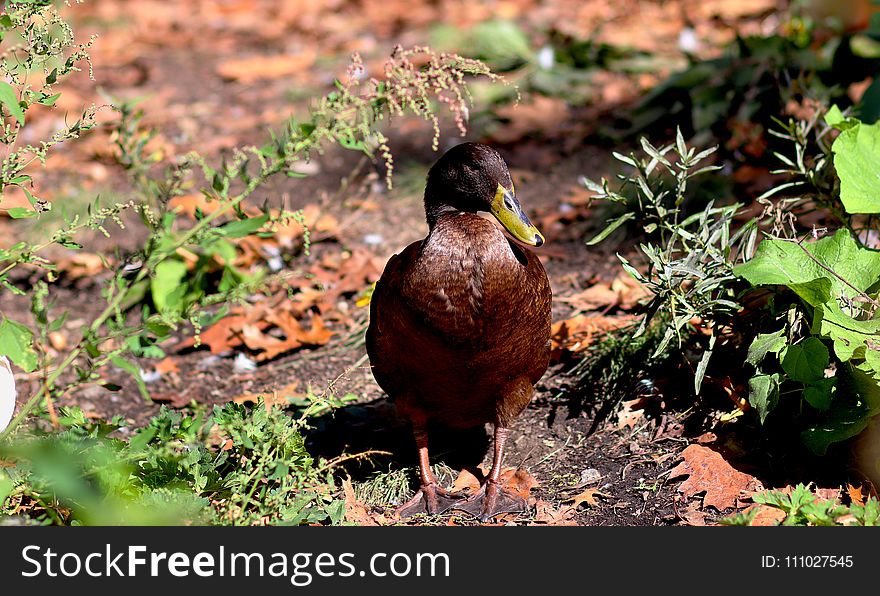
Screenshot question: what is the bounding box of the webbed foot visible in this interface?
[453,480,527,522]
[396,484,466,518]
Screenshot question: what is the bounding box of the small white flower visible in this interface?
[0,356,17,432]
[679,27,700,53]
[537,45,555,70]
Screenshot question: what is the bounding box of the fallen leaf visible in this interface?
[558,272,651,313]
[667,444,763,511]
[847,484,866,506]
[154,357,180,374]
[56,253,107,279]
[450,468,482,495]
[530,500,578,525]
[566,487,610,509]
[216,51,316,83]
[232,382,303,410]
[489,95,570,144]
[342,477,383,526]
[550,313,638,360]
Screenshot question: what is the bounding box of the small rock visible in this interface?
[579,468,602,485]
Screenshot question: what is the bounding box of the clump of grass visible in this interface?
[354,463,457,507]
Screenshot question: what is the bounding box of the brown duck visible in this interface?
[366,142,551,521]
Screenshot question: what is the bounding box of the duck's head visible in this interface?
[424,142,545,247]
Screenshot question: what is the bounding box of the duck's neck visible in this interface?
[424,190,471,230]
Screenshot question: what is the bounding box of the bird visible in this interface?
[366,142,551,521]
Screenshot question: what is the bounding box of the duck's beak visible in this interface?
[490,183,545,247]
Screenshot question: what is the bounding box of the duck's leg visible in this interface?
[396,421,465,517]
[454,425,527,522]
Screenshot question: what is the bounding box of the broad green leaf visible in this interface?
[801,367,880,455]
[812,301,880,362]
[733,229,880,299]
[780,337,828,383]
[829,115,880,213]
[824,104,846,128]
[748,373,780,424]
[4,207,35,219]
[0,81,24,125]
[803,378,836,411]
[0,317,37,372]
[746,328,786,366]
[788,278,832,306]
[151,259,188,314]
[218,213,269,238]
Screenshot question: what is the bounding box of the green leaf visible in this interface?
[218,213,269,238]
[748,373,780,424]
[829,115,880,213]
[824,104,846,128]
[812,301,880,362]
[746,329,786,366]
[780,337,828,383]
[4,207,35,219]
[585,212,635,246]
[110,355,150,401]
[734,230,880,299]
[801,366,880,455]
[788,277,832,306]
[803,378,836,411]
[151,259,188,314]
[0,81,24,126]
[0,317,38,373]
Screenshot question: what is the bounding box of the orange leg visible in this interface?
[454,425,527,522]
[396,421,465,517]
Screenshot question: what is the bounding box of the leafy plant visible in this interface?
[582,131,758,394]
[733,109,880,454]
[0,395,354,526]
[722,483,880,526]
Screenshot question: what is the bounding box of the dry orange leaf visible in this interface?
[559,273,650,313]
[847,484,866,506]
[342,477,386,526]
[530,500,578,526]
[232,383,303,410]
[668,444,762,511]
[566,487,610,509]
[550,313,638,358]
[56,253,107,279]
[449,466,538,500]
[154,357,180,374]
[216,51,316,83]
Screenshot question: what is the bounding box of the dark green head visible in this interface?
[424,142,544,247]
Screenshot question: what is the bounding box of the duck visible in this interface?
[366,142,551,521]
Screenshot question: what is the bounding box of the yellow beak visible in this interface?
[489,183,544,247]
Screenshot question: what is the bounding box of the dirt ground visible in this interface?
[8,0,856,526]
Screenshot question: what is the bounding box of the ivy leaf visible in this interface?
[780,337,828,383]
[812,302,880,362]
